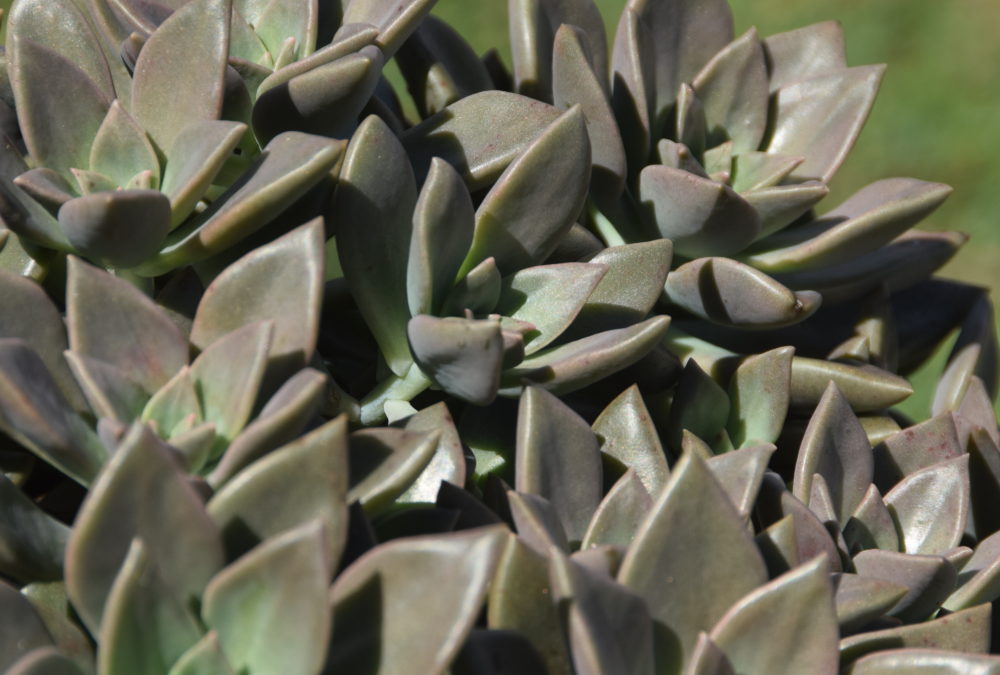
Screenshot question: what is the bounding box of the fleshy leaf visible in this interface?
[849,649,1000,674]
[593,385,669,497]
[98,539,202,675]
[208,416,348,561]
[139,133,343,275]
[189,321,272,452]
[203,521,331,675]
[516,387,603,545]
[500,316,671,396]
[9,37,110,178]
[944,531,1000,611]
[581,470,652,550]
[461,107,591,276]
[131,0,232,153]
[789,357,912,413]
[408,315,504,406]
[843,483,899,554]
[667,359,730,451]
[403,91,563,190]
[833,573,908,634]
[89,101,160,190]
[0,339,106,485]
[168,632,234,675]
[768,65,885,183]
[395,403,466,503]
[65,423,224,633]
[610,8,654,173]
[568,240,672,336]
[340,0,436,57]
[66,352,149,424]
[884,455,970,555]
[618,452,768,669]
[764,21,847,92]
[347,427,439,513]
[747,178,952,273]
[873,413,963,489]
[508,490,569,554]
[639,166,760,258]
[334,115,416,376]
[160,121,247,228]
[710,557,838,675]
[0,581,55,672]
[67,256,188,394]
[0,270,86,411]
[0,474,70,583]
[58,189,172,268]
[252,45,383,144]
[727,347,793,448]
[208,368,327,486]
[494,263,607,354]
[191,219,324,379]
[692,28,768,152]
[407,158,475,317]
[793,382,873,526]
[664,257,821,328]
[327,526,508,674]
[141,366,202,439]
[853,549,956,623]
[706,444,775,522]
[552,23,626,205]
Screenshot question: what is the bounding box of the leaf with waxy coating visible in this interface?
[618,452,768,669]
[789,357,912,412]
[348,427,439,513]
[944,530,1000,611]
[141,133,342,275]
[610,8,654,173]
[839,604,991,666]
[593,385,669,496]
[160,121,247,228]
[141,367,202,439]
[66,352,149,425]
[408,315,504,405]
[756,473,843,573]
[549,549,656,675]
[747,178,952,273]
[0,581,56,672]
[209,368,327,485]
[190,321,272,456]
[692,28,768,152]
[623,0,734,121]
[793,382,873,526]
[710,557,838,675]
[730,152,803,193]
[395,403,466,503]
[764,21,847,92]
[873,413,963,489]
[328,526,508,674]
[403,91,563,190]
[252,0,317,60]
[168,632,234,675]
[6,647,87,675]
[90,101,160,190]
[667,359,730,452]
[495,263,606,354]
[727,347,793,448]
[191,219,325,380]
[440,257,502,317]
[334,116,416,376]
[131,0,232,154]
[203,521,331,675]
[516,387,603,545]
[9,37,110,179]
[849,649,1000,674]
[508,491,569,554]
[0,270,86,410]
[462,107,591,276]
[853,549,956,623]
[768,65,885,183]
[0,340,106,485]
[745,181,829,241]
[407,158,475,317]
[65,423,224,633]
[843,483,899,554]
[67,256,188,394]
[639,166,760,258]
[252,45,383,144]
[832,573,908,634]
[567,240,672,336]
[208,416,348,561]
[98,540,203,675]
[884,455,969,556]
[552,23,625,206]
[665,257,821,328]
[0,474,69,583]
[501,316,671,396]
[707,444,775,522]
[582,470,652,549]
[59,189,172,268]
[341,0,436,58]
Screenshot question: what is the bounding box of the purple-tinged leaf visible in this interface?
[884,456,969,556]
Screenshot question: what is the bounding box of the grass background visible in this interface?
[432,0,1000,418]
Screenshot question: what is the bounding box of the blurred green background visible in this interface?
[431,0,1000,417]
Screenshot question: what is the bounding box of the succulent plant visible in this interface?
[0,0,997,672]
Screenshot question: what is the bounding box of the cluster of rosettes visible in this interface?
[0,0,997,673]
